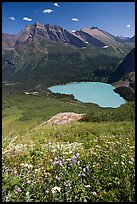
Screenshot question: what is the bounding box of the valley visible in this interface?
[2,17,135,203]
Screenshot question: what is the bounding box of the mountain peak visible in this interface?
[90,26,100,30]
[34,22,45,29]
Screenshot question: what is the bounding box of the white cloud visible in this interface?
[23,17,32,21]
[43,9,53,13]
[126,24,131,28]
[9,17,15,20]
[72,18,78,22]
[71,30,76,32]
[54,3,60,7]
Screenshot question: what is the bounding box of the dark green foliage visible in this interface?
[2,38,133,91]
[114,87,135,101]
[81,102,135,122]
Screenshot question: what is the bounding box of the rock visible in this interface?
[40,112,85,126]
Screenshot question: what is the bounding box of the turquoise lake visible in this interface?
[48,82,125,108]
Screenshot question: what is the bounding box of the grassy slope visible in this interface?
[2,121,135,202]
[2,92,108,136]
[2,92,135,137]
[2,92,135,202]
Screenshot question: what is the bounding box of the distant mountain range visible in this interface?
[2,22,135,50]
[2,22,135,93]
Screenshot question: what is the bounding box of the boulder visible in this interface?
[40,112,85,126]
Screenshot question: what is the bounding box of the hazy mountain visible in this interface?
[2,33,20,50]
[115,35,135,43]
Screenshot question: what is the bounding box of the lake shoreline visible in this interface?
[48,81,125,108]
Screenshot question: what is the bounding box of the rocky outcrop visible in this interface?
[40,112,85,126]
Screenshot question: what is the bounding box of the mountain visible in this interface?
[81,27,135,46]
[74,30,106,47]
[109,48,135,101]
[2,22,135,91]
[81,27,117,45]
[15,22,88,48]
[128,35,135,42]
[2,33,19,50]
[2,22,135,50]
[115,35,135,43]
[109,48,135,83]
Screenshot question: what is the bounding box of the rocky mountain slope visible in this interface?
[109,48,135,84]
[109,48,135,101]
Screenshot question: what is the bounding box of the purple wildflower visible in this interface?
[55,175,61,180]
[53,160,63,167]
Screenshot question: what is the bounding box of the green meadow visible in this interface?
[2,92,135,202]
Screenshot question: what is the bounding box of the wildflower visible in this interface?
[64,180,71,187]
[130,157,135,163]
[26,191,30,197]
[69,162,74,167]
[5,192,11,202]
[92,191,97,196]
[27,180,31,184]
[78,173,81,177]
[15,186,22,193]
[121,161,124,165]
[75,153,80,157]
[53,160,63,167]
[71,153,80,161]
[55,175,61,180]
[85,185,91,188]
[83,165,89,172]
[20,163,33,169]
[129,161,134,165]
[78,172,86,177]
[45,190,49,194]
[51,186,61,194]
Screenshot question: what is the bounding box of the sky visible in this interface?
[2,2,135,37]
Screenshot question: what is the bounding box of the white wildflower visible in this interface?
[85,185,91,188]
[20,163,33,169]
[92,191,97,196]
[15,186,22,193]
[130,157,135,163]
[51,186,61,194]
[45,190,49,194]
[64,180,71,187]
[5,192,11,202]
[129,161,133,165]
[121,161,124,165]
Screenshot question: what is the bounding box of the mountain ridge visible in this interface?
[3,22,135,50]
